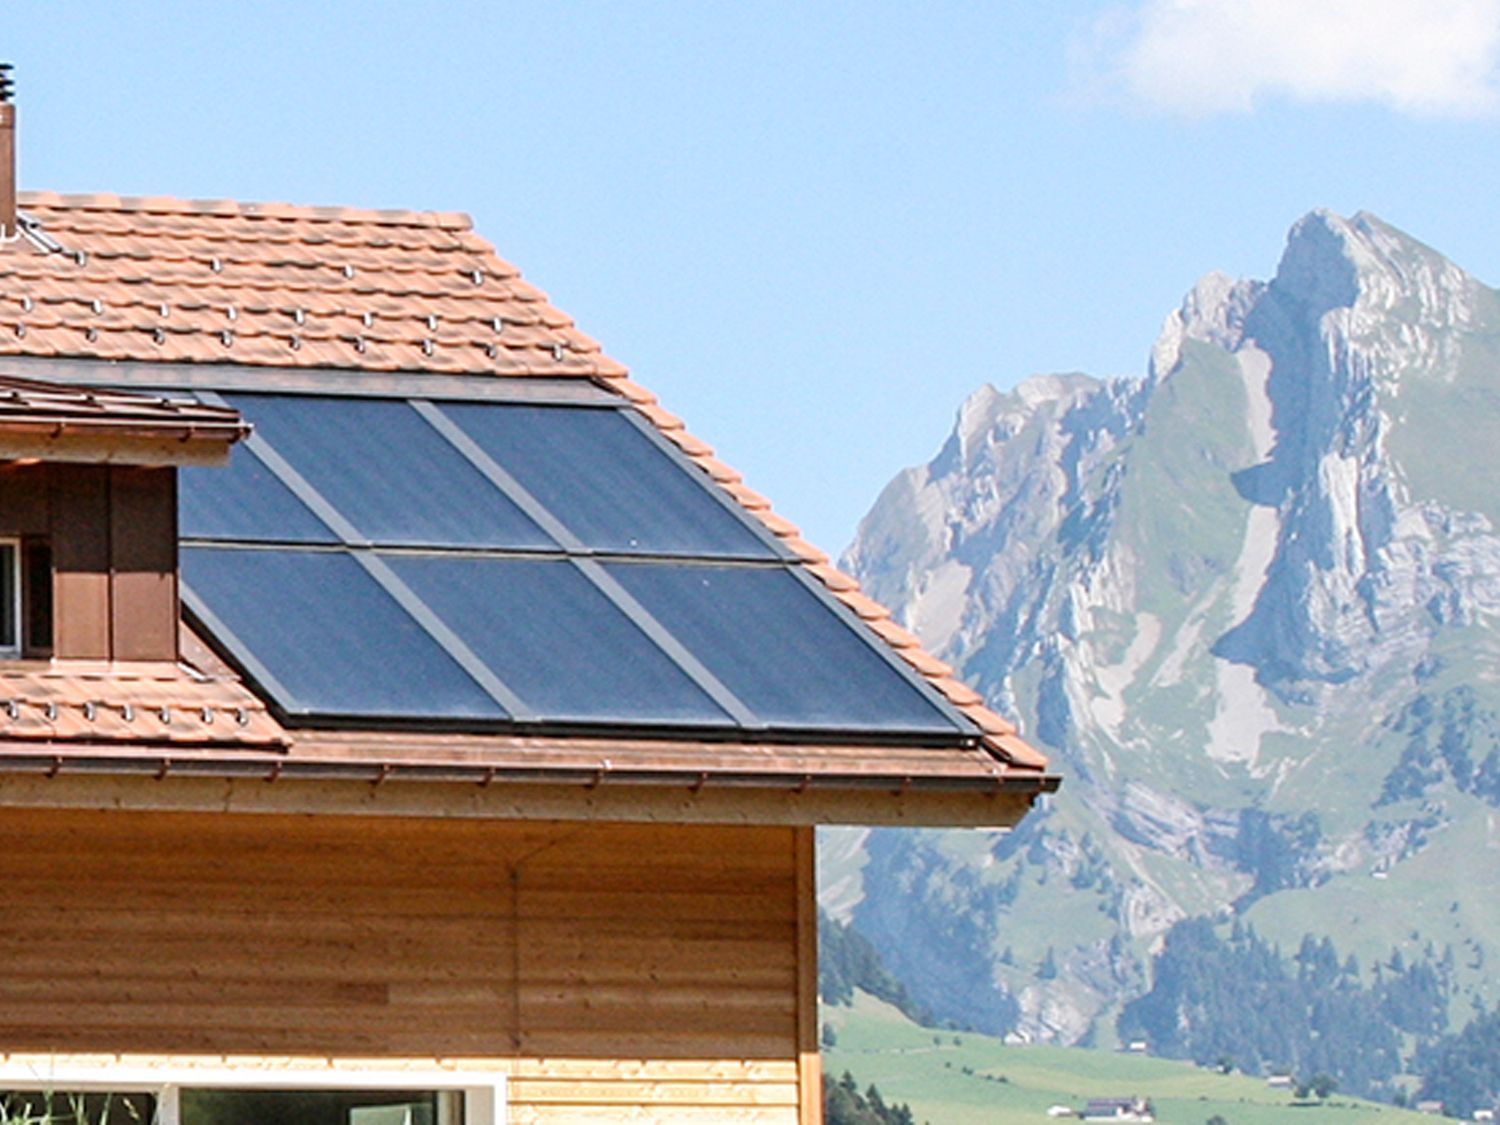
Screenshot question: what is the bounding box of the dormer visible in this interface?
[0,377,248,663]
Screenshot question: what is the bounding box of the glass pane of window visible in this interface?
[0,541,17,651]
[181,1088,442,1125]
[25,539,52,652]
[385,554,734,727]
[605,562,966,733]
[225,395,556,549]
[442,403,778,558]
[0,1090,158,1125]
[181,547,507,722]
[180,443,339,544]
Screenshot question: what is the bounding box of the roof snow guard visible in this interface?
[0,192,1054,817]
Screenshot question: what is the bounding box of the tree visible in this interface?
[1311,1073,1338,1099]
[821,1022,837,1048]
[823,1071,918,1125]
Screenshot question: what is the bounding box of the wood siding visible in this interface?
[0,462,177,660]
[0,808,806,1122]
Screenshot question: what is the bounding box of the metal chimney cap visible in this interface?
[0,64,13,105]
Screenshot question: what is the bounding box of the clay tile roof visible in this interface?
[3,193,629,382]
[0,191,1052,782]
[0,658,284,750]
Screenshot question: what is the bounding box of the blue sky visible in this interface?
[9,2,1500,552]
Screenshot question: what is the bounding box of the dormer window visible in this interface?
[0,377,248,664]
[0,536,51,658]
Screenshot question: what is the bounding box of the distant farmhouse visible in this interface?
[1081,1096,1155,1122]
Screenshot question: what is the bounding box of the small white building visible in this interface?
[1082,1096,1154,1122]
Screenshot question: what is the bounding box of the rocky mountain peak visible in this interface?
[1150,269,1264,379]
[833,210,1500,1053]
[1271,209,1479,332]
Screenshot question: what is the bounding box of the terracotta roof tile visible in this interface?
[929,677,984,707]
[779,537,828,564]
[805,563,860,593]
[985,732,1049,772]
[3,193,621,380]
[0,659,284,749]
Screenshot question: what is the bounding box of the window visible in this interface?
[0,1063,503,1125]
[0,537,17,656]
[0,536,52,658]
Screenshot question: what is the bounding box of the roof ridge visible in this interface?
[19,190,472,230]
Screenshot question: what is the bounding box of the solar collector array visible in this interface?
[179,392,973,739]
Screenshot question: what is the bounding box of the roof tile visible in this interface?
[3,193,613,381]
[0,659,284,749]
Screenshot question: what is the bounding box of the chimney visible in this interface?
[0,63,14,238]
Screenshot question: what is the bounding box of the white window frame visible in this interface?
[0,535,19,657]
[0,1059,505,1125]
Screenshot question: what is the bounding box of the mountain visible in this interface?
[823,211,1500,1091]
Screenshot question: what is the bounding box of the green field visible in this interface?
[823,991,1433,1124]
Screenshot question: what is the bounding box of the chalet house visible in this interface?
[0,89,1054,1124]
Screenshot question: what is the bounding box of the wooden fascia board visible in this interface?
[0,429,238,465]
[0,771,1046,828]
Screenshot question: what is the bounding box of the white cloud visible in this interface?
[1081,0,1500,117]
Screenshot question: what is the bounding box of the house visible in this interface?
[1081,1096,1155,1122]
[0,88,1055,1124]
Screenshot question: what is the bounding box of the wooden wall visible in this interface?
[0,808,811,1122]
[0,461,178,660]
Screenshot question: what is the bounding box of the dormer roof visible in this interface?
[0,374,248,463]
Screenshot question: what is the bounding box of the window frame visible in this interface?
[0,1059,505,1125]
[0,535,20,657]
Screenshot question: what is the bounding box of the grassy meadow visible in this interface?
[822,991,1435,1125]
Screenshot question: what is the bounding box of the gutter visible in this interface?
[0,749,1059,796]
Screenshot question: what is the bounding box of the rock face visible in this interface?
[826,211,1500,1044]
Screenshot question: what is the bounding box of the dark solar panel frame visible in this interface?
[433,399,789,560]
[180,546,515,723]
[176,384,979,742]
[613,406,795,557]
[601,559,968,735]
[219,394,561,552]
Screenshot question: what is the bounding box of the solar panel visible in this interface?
[179,444,338,544]
[223,395,557,549]
[181,546,508,721]
[177,390,973,740]
[604,561,962,733]
[440,402,779,558]
[384,555,735,727]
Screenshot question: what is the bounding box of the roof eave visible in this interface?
[0,750,1057,828]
